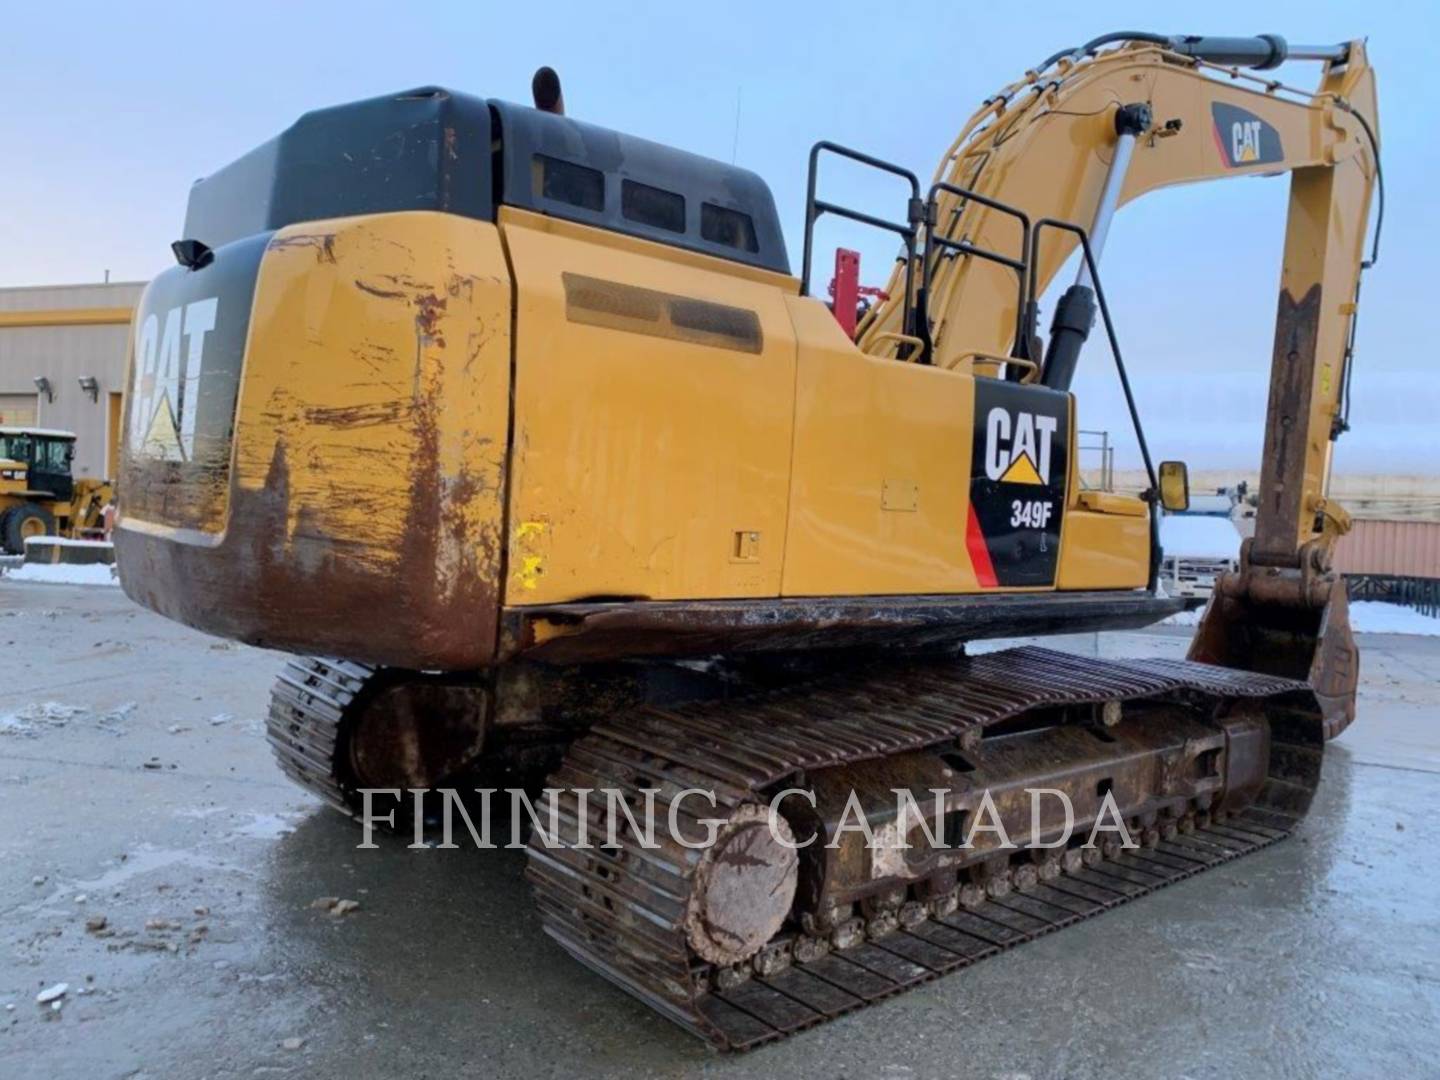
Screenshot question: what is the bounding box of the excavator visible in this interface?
[115,30,1379,1049]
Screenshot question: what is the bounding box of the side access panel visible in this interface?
[501,208,798,605]
[783,309,1071,596]
[781,299,979,595]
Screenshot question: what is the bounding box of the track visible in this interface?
[525,646,1323,1050]
[265,657,376,814]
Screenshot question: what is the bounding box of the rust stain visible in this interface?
[445,273,476,303]
[269,232,337,264]
[117,380,500,670]
[117,226,508,672]
[301,400,410,430]
[354,279,407,300]
[415,293,448,344]
[1253,284,1321,564]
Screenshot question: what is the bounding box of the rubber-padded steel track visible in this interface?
[526,645,1322,1050]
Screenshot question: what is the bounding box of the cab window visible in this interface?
[0,435,34,462]
[701,202,759,253]
[38,439,71,470]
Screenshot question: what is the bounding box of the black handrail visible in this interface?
[801,141,923,341]
[1026,217,1162,591]
[922,182,1033,364]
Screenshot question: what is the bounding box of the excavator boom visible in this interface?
[846,33,1377,738]
[859,35,1379,567]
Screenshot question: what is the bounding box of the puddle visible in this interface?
[232,812,305,840]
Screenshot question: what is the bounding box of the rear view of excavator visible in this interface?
[114,31,1378,1048]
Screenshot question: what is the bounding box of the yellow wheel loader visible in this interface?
[115,30,1378,1048]
[0,427,112,554]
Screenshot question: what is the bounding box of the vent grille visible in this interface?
[562,273,763,355]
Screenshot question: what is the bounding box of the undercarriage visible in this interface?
[267,630,1327,1049]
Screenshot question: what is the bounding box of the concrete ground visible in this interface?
[1,582,1437,1080]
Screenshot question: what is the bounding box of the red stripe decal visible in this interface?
[966,505,999,588]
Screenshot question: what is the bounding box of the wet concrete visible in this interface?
[1,583,1437,1079]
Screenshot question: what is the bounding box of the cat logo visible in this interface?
[1210,102,1283,168]
[1232,119,1263,163]
[968,382,1069,587]
[128,297,219,463]
[984,407,1056,486]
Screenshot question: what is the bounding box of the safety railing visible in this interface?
[920,182,1033,367]
[801,142,923,344]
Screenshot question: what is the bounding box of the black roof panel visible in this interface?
[181,88,790,276]
[490,100,789,274]
[183,88,492,250]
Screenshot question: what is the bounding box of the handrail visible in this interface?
[870,331,929,358]
[922,182,1033,365]
[1027,216,1161,590]
[956,350,1039,384]
[801,142,923,343]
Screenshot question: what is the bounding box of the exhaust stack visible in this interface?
[532,66,564,115]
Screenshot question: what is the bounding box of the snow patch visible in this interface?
[4,562,119,586]
[0,700,136,737]
[1164,600,1440,636]
[1348,601,1440,636]
[22,537,114,550]
[0,702,85,736]
[233,811,304,840]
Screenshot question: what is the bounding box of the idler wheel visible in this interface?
[685,805,799,966]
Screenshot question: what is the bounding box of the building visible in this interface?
[0,281,142,480]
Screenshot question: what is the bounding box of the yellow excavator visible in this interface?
[116,31,1378,1048]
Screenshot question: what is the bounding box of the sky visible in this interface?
[2,0,1435,475]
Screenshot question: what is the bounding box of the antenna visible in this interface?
[731,87,742,164]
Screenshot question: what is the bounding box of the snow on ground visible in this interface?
[22,536,114,550]
[0,700,135,737]
[1165,599,1440,636]
[2,562,119,586]
[1347,600,1440,636]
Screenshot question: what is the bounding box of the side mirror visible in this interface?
[1158,460,1190,512]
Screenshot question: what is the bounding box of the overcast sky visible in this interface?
[2,1,1434,474]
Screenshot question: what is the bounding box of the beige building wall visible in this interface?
[0,281,143,479]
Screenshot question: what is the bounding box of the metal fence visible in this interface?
[1077,429,1114,492]
[1345,574,1440,618]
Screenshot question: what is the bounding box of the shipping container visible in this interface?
[1332,518,1440,577]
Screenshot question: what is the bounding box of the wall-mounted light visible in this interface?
[78,375,100,403]
[33,376,53,403]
